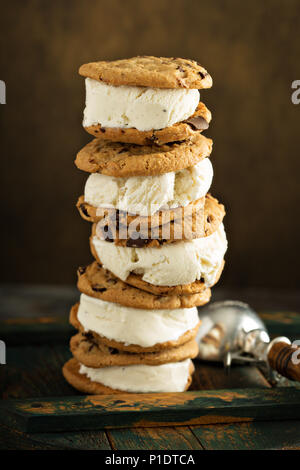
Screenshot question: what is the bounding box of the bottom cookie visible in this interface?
[63,357,194,394]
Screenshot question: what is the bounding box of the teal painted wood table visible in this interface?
[0,285,300,450]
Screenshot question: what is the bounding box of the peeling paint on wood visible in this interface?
[1,388,300,433]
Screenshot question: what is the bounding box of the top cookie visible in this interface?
[79,56,212,89]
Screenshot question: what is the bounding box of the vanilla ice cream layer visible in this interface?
[79,359,192,393]
[84,158,213,216]
[92,223,227,287]
[83,78,200,131]
[77,293,199,348]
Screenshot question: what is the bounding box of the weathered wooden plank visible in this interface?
[0,423,58,450]
[107,426,203,450]
[0,346,73,399]
[192,362,270,390]
[190,420,300,450]
[0,423,111,450]
[1,388,300,433]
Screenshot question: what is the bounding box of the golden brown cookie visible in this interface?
[77,194,205,228]
[89,194,225,248]
[84,102,212,144]
[70,303,200,353]
[79,56,212,89]
[75,134,212,177]
[63,357,194,395]
[70,332,199,368]
[77,262,211,310]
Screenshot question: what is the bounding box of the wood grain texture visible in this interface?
[191,362,270,390]
[0,346,73,399]
[0,422,111,450]
[107,426,203,450]
[1,388,300,433]
[191,420,300,450]
[268,341,300,381]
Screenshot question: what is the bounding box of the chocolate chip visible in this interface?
[100,128,106,133]
[78,266,86,275]
[104,270,118,285]
[83,332,94,341]
[207,215,213,223]
[164,140,184,147]
[146,134,158,145]
[109,348,119,355]
[105,237,114,243]
[126,238,150,248]
[81,332,100,352]
[92,285,107,292]
[198,71,205,79]
[185,116,209,131]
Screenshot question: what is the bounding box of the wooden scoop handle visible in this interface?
[268,341,300,381]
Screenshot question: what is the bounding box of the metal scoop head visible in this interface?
[196,300,270,368]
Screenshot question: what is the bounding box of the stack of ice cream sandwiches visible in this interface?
[63,56,227,394]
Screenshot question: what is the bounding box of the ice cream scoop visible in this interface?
[83,78,200,131]
[196,300,300,381]
[84,157,213,216]
[92,223,227,287]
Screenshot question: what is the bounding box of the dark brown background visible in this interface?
[0,0,300,288]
